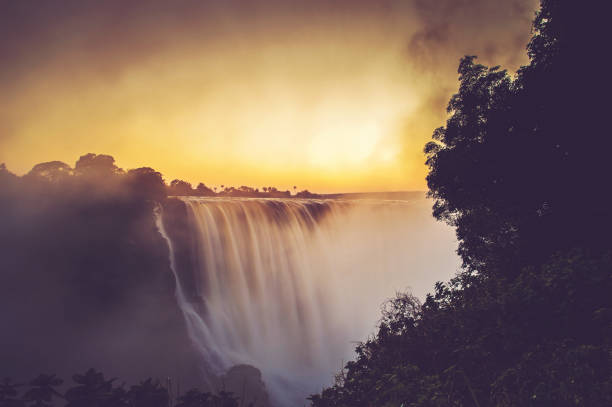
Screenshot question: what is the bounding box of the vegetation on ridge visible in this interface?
[0,368,255,407]
[308,1,611,405]
[0,153,320,200]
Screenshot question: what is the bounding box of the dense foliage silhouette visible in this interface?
[309,1,611,406]
[166,180,320,199]
[1,369,250,407]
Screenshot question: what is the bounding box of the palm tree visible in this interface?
[64,368,119,407]
[22,374,62,407]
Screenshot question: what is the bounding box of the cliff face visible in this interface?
[161,197,200,300]
[0,179,200,389]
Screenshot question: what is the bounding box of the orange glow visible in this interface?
[0,1,537,193]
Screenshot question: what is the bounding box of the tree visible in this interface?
[175,389,213,407]
[212,391,238,407]
[64,369,119,407]
[425,1,612,275]
[310,1,612,406]
[0,378,25,407]
[126,167,167,201]
[25,162,72,183]
[295,190,320,199]
[168,179,194,196]
[22,375,62,407]
[74,154,123,178]
[195,183,215,196]
[126,378,168,407]
[424,56,521,273]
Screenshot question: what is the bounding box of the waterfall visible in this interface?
[156,196,458,405]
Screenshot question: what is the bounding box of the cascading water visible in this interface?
[156,196,458,405]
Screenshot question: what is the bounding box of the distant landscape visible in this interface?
[1,0,610,406]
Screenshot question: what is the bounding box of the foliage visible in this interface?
[174,388,242,407]
[64,369,121,407]
[1,371,247,407]
[125,378,169,407]
[310,1,612,406]
[22,375,63,407]
[425,0,611,274]
[165,177,316,198]
[175,389,214,407]
[310,251,612,407]
[0,378,25,407]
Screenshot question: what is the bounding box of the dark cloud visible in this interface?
[0,0,537,82]
[407,0,537,71]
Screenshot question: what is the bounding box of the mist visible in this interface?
[159,195,458,404]
[0,0,537,192]
[0,156,458,406]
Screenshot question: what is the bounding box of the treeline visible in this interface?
[0,154,320,200]
[309,1,611,406]
[0,369,252,407]
[167,179,320,199]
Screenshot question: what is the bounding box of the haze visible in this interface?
[0,0,537,192]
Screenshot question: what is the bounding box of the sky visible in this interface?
[0,0,538,193]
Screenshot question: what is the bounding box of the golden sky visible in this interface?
[0,0,537,193]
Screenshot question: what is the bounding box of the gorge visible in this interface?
[0,162,458,406]
[157,194,458,404]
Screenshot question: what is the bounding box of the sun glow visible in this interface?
[0,0,536,193]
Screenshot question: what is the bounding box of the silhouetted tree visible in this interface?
[126,167,167,202]
[0,378,25,407]
[295,190,320,199]
[74,154,123,178]
[218,365,270,407]
[64,369,119,407]
[22,375,62,407]
[425,0,611,275]
[310,1,612,406]
[25,162,72,183]
[175,389,213,407]
[195,183,215,196]
[212,391,238,407]
[168,180,194,196]
[126,378,168,407]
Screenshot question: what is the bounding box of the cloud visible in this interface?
[407,0,537,71]
[0,0,539,192]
